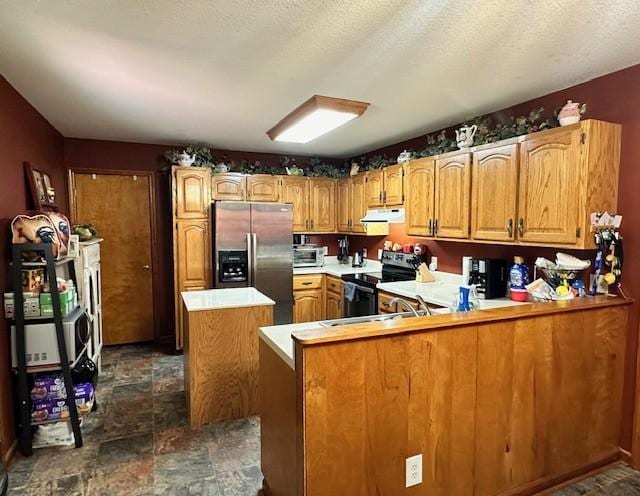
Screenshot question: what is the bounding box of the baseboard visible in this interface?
[2,439,17,468]
[620,448,632,465]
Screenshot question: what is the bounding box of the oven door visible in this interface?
[344,285,377,318]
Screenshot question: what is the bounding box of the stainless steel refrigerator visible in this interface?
[212,202,293,324]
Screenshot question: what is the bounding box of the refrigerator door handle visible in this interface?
[251,233,258,287]
[246,233,254,286]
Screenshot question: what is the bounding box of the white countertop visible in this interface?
[259,322,324,369]
[376,279,529,310]
[293,257,382,277]
[181,287,275,312]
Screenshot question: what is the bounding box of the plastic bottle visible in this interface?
[509,256,530,302]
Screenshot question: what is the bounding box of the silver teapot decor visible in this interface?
[397,150,412,164]
[177,152,196,167]
[455,125,478,149]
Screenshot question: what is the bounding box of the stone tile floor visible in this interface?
[6,343,640,495]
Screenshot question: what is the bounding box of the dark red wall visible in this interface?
[344,64,640,450]
[63,139,342,342]
[0,76,66,461]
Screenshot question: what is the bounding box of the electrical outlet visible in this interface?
[362,248,368,258]
[323,246,328,256]
[406,454,423,487]
[430,256,438,271]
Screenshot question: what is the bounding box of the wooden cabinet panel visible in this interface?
[176,219,211,289]
[471,144,519,241]
[293,274,323,291]
[383,164,404,206]
[309,178,336,232]
[365,170,384,207]
[281,177,309,233]
[175,168,210,218]
[378,291,397,314]
[518,128,581,244]
[293,289,323,323]
[325,275,343,295]
[405,159,435,237]
[435,153,471,239]
[337,178,351,232]
[325,291,343,321]
[350,174,367,233]
[211,173,245,201]
[246,175,280,202]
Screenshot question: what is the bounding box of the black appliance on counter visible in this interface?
[342,250,425,318]
[467,258,508,299]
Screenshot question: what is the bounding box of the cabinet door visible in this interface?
[383,164,404,206]
[518,128,581,244]
[211,173,246,201]
[246,175,280,202]
[176,220,211,290]
[434,153,471,239]
[293,289,323,323]
[350,174,367,233]
[175,168,210,218]
[366,170,384,207]
[337,178,352,232]
[280,177,309,232]
[405,159,435,236]
[325,291,343,321]
[471,144,519,241]
[309,179,336,232]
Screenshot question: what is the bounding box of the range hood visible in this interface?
[360,208,405,224]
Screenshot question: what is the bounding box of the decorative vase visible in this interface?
[286,166,304,176]
[558,100,582,126]
[350,163,360,176]
[455,125,478,149]
[177,152,195,167]
[397,150,412,163]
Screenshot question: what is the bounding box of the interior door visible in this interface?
[471,144,519,241]
[518,128,580,244]
[72,172,155,345]
[309,179,336,232]
[405,159,435,236]
[280,177,309,232]
[435,153,471,239]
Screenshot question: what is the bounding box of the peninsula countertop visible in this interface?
[181,287,275,312]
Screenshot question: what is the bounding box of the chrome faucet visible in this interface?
[390,297,420,317]
[415,295,433,316]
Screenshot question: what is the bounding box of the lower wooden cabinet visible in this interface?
[325,275,343,320]
[293,289,324,323]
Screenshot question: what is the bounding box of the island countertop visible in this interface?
[181,287,275,312]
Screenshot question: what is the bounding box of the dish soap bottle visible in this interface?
[509,256,530,302]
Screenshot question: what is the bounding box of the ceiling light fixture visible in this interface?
[267,95,370,144]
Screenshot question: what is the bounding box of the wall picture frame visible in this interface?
[24,162,58,210]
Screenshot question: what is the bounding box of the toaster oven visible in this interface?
[293,246,325,268]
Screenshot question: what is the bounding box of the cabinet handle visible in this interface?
[506,218,513,238]
[379,191,382,203]
[518,218,525,237]
[311,219,314,229]
[433,219,438,235]
[382,302,390,308]
[302,281,313,286]
[427,219,433,235]
[383,191,387,203]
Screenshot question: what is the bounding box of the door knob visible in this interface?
[143,265,150,270]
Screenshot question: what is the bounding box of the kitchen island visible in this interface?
[259,296,631,496]
[182,287,274,428]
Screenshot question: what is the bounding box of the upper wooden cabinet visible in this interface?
[471,144,519,241]
[383,164,404,206]
[280,176,309,232]
[518,127,581,245]
[211,173,245,201]
[350,174,367,234]
[175,168,210,218]
[405,158,435,237]
[434,152,471,239]
[366,170,384,207]
[309,178,336,232]
[337,177,351,232]
[246,175,280,202]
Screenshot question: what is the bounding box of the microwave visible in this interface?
[293,245,325,268]
[11,308,90,368]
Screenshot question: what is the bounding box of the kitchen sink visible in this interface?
[318,311,429,328]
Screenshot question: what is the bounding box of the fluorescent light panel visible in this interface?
[274,109,358,143]
[267,95,369,144]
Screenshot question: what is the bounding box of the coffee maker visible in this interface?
[337,236,349,265]
[467,258,508,299]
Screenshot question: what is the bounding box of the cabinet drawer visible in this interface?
[326,276,343,295]
[378,292,397,313]
[293,274,323,290]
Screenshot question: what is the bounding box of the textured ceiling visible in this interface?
[1,0,639,158]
